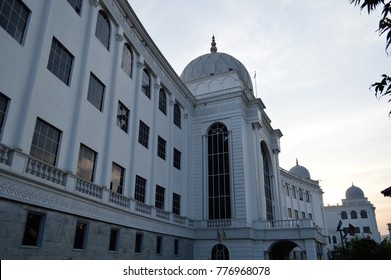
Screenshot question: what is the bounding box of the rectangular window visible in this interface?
[76,144,97,182]
[156,236,162,255]
[73,221,88,249]
[174,239,179,256]
[155,185,165,209]
[173,148,181,170]
[110,162,125,194]
[294,210,299,220]
[301,211,305,219]
[135,232,143,253]
[47,37,74,85]
[134,175,146,203]
[66,0,82,15]
[287,208,292,219]
[22,212,45,247]
[30,118,61,166]
[87,73,105,111]
[308,213,313,220]
[138,120,149,148]
[157,136,166,160]
[117,101,129,133]
[0,93,10,136]
[109,228,119,252]
[172,192,181,215]
[0,0,30,44]
[363,226,371,234]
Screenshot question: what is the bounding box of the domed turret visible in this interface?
[180,36,253,91]
[345,183,365,199]
[289,159,311,180]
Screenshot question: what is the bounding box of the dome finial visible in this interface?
[296,158,299,165]
[210,35,217,53]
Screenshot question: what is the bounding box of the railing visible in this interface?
[207,219,232,228]
[265,219,313,229]
[25,157,67,186]
[109,191,130,208]
[75,178,103,198]
[0,143,196,229]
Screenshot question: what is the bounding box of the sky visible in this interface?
[128,0,391,236]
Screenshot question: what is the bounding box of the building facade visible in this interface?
[324,184,381,252]
[0,0,328,259]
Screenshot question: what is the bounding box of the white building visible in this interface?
[324,184,381,251]
[0,0,328,259]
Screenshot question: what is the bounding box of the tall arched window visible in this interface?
[360,210,368,219]
[351,211,358,219]
[121,43,133,77]
[211,244,229,260]
[96,10,110,50]
[174,104,181,128]
[261,144,273,221]
[159,89,167,115]
[341,211,348,219]
[208,123,231,220]
[141,68,151,98]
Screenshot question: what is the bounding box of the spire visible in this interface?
[296,158,299,165]
[210,35,217,53]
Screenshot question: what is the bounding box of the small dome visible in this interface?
[180,36,253,91]
[345,184,365,199]
[289,160,311,179]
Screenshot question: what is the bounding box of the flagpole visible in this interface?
[254,71,258,98]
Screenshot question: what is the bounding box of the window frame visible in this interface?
[121,43,133,78]
[134,232,143,253]
[157,136,166,160]
[117,101,129,133]
[47,37,74,86]
[87,72,105,111]
[73,221,89,250]
[21,211,46,247]
[138,120,150,149]
[172,192,181,215]
[110,162,125,195]
[141,68,151,98]
[158,88,167,115]
[0,93,10,138]
[173,103,181,128]
[155,185,165,210]
[29,118,62,166]
[76,144,97,182]
[173,148,181,170]
[0,0,31,44]
[134,175,146,203]
[66,0,83,15]
[95,10,111,50]
[109,228,119,252]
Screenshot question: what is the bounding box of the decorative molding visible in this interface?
[115,33,123,42]
[90,0,99,7]
[136,62,144,69]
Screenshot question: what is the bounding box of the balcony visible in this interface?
[0,144,194,228]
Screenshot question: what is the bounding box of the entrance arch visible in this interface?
[211,244,229,260]
[268,241,305,260]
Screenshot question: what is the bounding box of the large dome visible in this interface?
[289,160,311,180]
[180,36,253,91]
[345,184,365,199]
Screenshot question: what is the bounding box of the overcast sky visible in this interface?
[128,0,391,236]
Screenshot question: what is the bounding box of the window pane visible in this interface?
[0,0,30,44]
[47,38,74,85]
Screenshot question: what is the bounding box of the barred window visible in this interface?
[47,37,74,86]
[121,43,133,77]
[158,88,167,115]
[96,10,110,50]
[141,68,151,98]
[117,101,129,133]
[173,148,181,170]
[157,136,166,160]
[172,193,180,215]
[173,104,181,128]
[138,120,149,148]
[87,73,105,111]
[30,118,61,166]
[134,175,146,203]
[0,0,30,44]
[155,185,165,209]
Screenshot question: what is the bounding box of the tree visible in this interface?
[330,236,391,259]
[350,0,391,115]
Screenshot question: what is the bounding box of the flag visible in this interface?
[221,228,227,241]
[217,228,221,243]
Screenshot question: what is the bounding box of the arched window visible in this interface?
[208,123,231,220]
[261,143,273,221]
[174,104,181,128]
[211,244,229,260]
[292,186,297,199]
[285,184,290,196]
[341,211,348,220]
[305,191,310,203]
[299,189,303,201]
[141,68,151,98]
[360,210,368,219]
[351,211,358,219]
[96,10,110,50]
[121,43,133,77]
[158,89,167,115]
